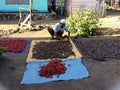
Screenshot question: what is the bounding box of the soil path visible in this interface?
[0,15,120,90]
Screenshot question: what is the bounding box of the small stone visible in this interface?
[51,11,56,15]
[12,28,20,33]
[0,31,3,36]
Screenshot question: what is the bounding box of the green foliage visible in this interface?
[0,46,6,56]
[66,8,100,37]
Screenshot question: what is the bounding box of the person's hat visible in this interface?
[60,19,66,24]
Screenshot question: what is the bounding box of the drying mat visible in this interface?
[26,39,82,62]
[21,58,89,84]
[0,38,31,54]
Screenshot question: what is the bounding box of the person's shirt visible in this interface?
[53,23,69,33]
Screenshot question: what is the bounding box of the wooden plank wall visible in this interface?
[65,0,97,15]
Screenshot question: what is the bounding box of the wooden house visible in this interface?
[105,0,120,8]
[65,0,98,15]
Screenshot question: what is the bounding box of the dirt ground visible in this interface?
[0,15,120,90]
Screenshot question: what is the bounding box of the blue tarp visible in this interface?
[1,38,31,54]
[21,58,89,84]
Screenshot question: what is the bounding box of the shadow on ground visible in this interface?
[96,27,120,36]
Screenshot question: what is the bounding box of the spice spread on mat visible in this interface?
[39,59,67,78]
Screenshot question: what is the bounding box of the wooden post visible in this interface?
[18,0,34,29]
[30,0,33,24]
[18,9,22,26]
[111,0,113,6]
[71,6,72,17]
[102,0,106,17]
[61,0,63,15]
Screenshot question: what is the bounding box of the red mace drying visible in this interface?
[39,59,67,78]
[0,39,26,52]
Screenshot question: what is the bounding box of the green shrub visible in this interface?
[66,8,100,37]
[0,46,6,56]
